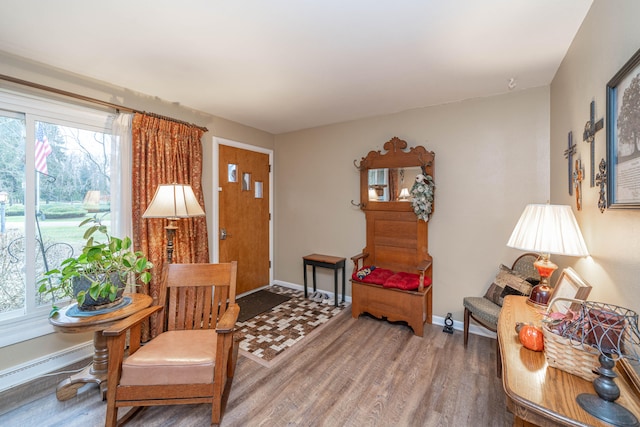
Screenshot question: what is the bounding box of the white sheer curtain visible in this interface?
[111,112,133,240]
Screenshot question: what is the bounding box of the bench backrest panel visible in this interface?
[363,210,429,274]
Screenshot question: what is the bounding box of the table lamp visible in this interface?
[506,204,588,308]
[142,183,205,263]
[398,187,410,201]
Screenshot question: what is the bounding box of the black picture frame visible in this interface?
[607,47,640,208]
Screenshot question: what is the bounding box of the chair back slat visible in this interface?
[201,287,213,328]
[182,287,198,329]
[192,286,205,329]
[167,287,179,331]
[178,287,189,329]
[213,286,230,325]
[161,262,237,331]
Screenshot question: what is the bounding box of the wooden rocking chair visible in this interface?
[103,262,239,426]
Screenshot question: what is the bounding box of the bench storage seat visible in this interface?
[351,258,432,336]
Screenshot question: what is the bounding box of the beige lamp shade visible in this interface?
[399,187,410,200]
[507,203,588,308]
[142,184,205,219]
[506,204,588,257]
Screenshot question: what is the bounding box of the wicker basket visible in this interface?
[542,324,598,381]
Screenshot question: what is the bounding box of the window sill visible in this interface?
[0,316,56,348]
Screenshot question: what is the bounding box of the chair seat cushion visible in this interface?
[351,266,395,285]
[353,266,432,290]
[120,329,217,386]
[463,296,501,328]
[383,272,432,291]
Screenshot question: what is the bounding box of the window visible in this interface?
[368,168,389,201]
[0,89,116,345]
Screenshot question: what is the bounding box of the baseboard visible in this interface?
[0,341,93,394]
[272,280,353,303]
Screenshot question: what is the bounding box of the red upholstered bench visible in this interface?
[350,255,433,337]
[352,266,432,291]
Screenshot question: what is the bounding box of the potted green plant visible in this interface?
[38,217,153,315]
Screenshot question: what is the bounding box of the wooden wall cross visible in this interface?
[583,100,604,187]
[595,158,607,213]
[573,158,584,210]
[564,131,576,195]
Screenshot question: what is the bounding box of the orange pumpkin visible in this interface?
[518,324,544,352]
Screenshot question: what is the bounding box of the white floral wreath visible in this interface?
[410,173,435,222]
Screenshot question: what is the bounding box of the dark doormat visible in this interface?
[236,289,291,322]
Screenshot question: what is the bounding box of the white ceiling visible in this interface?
[0,1,592,134]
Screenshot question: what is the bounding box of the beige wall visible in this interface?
[274,86,550,321]
[0,52,273,371]
[5,0,638,382]
[550,0,640,313]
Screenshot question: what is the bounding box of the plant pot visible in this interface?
[72,273,126,311]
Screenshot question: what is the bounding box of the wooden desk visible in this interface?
[498,295,640,426]
[303,253,346,306]
[49,293,153,401]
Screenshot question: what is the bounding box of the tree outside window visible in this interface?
[0,109,114,323]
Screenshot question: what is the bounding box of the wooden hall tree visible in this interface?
[350,137,435,336]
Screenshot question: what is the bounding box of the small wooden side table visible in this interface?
[303,253,346,307]
[498,295,640,426]
[49,293,153,401]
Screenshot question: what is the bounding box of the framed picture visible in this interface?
[606,47,640,208]
[549,267,592,313]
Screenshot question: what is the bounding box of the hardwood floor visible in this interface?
[1,313,513,426]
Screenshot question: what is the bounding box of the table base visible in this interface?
[56,331,108,401]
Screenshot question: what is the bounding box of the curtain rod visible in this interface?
[0,73,209,132]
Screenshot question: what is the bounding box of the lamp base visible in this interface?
[526,284,553,308]
[577,394,639,427]
[165,222,178,264]
[526,257,559,308]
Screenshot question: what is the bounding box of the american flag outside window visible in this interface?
[35,123,52,175]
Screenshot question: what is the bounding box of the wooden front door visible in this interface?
[218,144,270,294]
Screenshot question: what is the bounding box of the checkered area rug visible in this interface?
[236,285,349,367]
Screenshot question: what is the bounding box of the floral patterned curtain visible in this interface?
[131,113,209,339]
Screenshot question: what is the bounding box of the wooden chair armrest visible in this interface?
[351,252,369,271]
[102,305,163,337]
[216,303,240,334]
[351,253,367,262]
[417,259,433,292]
[417,259,432,273]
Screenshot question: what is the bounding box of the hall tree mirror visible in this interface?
[357,136,434,212]
[367,167,422,202]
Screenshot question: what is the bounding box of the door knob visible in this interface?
[220,228,231,240]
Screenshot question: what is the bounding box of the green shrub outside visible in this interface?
[40,205,88,219]
[5,203,88,219]
[5,204,24,216]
